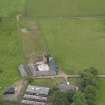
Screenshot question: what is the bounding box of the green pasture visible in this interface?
[39,18,105,74]
[0,18,24,94]
[26,0,105,17]
[0,0,25,17]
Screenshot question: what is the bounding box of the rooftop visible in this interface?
[37,64,50,71]
[26,85,50,96]
[21,100,46,105]
[58,83,78,92]
[23,94,48,101]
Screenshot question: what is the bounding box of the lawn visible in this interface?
[39,18,105,74]
[26,0,105,17]
[0,0,25,17]
[97,79,105,105]
[31,78,63,89]
[0,18,24,94]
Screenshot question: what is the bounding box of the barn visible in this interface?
[21,85,50,105]
[19,56,57,77]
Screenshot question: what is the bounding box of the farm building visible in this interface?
[28,63,50,76]
[3,80,28,102]
[19,56,57,77]
[49,57,57,75]
[3,86,15,95]
[19,64,31,77]
[26,85,50,96]
[21,100,46,105]
[23,94,48,102]
[58,83,78,92]
[21,85,50,105]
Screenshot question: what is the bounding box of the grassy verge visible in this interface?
[97,79,105,105]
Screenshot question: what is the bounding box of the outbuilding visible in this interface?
[58,83,78,92]
[26,85,50,96]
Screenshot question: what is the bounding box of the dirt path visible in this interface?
[17,17,45,63]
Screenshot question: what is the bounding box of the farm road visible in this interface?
[32,74,105,79]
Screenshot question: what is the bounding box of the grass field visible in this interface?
[0,18,24,94]
[97,79,105,105]
[39,18,105,74]
[0,0,25,17]
[26,0,105,17]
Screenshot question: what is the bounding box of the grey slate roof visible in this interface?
[3,87,15,95]
[23,94,47,102]
[21,100,46,105]
[19,64,31,77]
[26,85,50,96]
[58,83,77,92]
[49,57,57,73]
